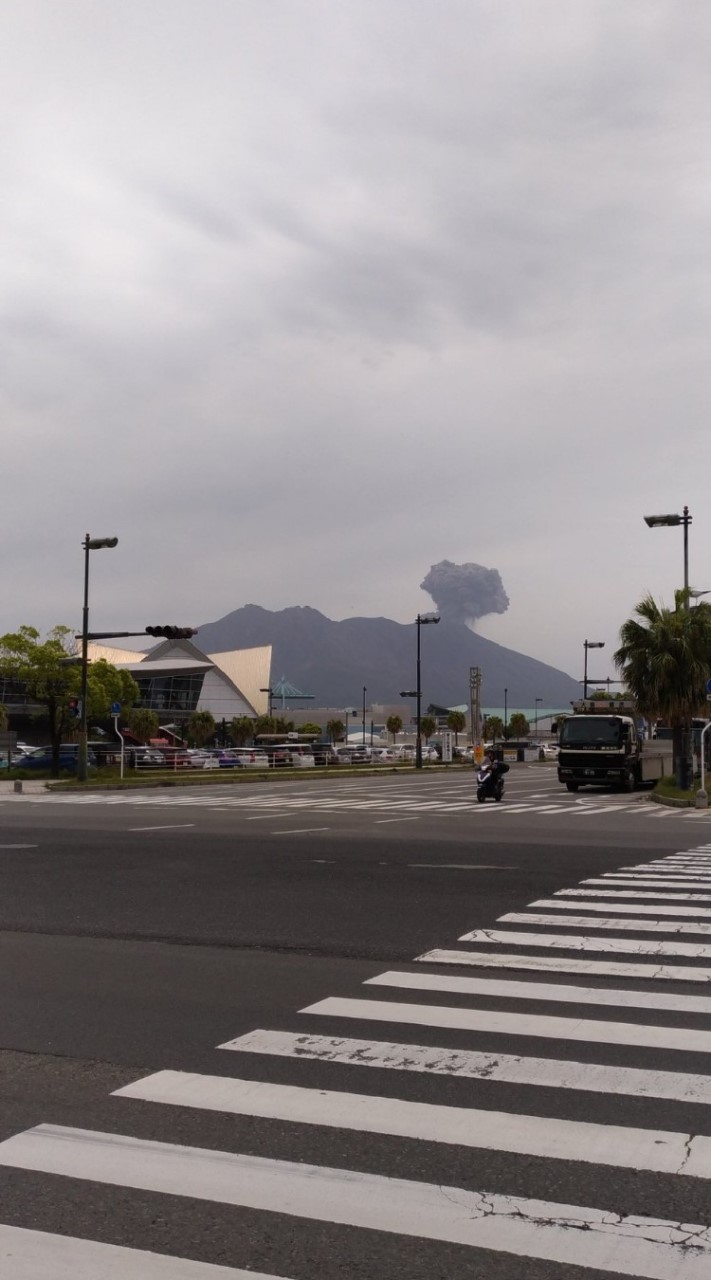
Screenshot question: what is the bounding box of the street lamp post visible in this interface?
[504,688,508,739]
[78,534,118,782]
[535,697,542,735]
[644,506,692,606]
[414,612,440,769]
[259,687,274,719]
[644,506,693,787]
[362,686,367,746]
[583,640,605,700]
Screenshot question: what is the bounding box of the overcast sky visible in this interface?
[3,0,710,683]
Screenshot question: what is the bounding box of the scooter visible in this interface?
[476,761,507,803]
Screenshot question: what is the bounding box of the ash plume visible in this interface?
[421,560,510,628]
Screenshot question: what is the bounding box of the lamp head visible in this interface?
[86,536,119,550]
[585,640,605,649]
[417,612,440,625]
[644,513,682,528]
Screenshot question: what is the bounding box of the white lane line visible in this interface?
[115,1069,710,1179]
[0,1126,706,1280]
[365,969,711,1014]
[556,889,711,903]
[128,824,196,832]
[458,929,711,958]
[0,844,37,849]
[499,912,711,935]
[221,1027,711,1105]
[374,817,420,824]
[584,878,711,892]
[530,899,711,919]
[246,814,293,820]
[613,868,711,879]
[417,947,711,981]
[407,863,516,869]
[300,994,711,1054]
[272,827,330,834]
[0,1224,281,1279]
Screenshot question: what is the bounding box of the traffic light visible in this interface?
[144,626,198,639]
[67,697,81,718]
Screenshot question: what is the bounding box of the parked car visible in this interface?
[232,749,270,769]
[311,742,340,766]
[127,748,166,768]
[541,742,559,759]
[285,745,315,768]
[18,745,97,772]
[187,749,219,769]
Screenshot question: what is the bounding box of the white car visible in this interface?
[541,742,559,759]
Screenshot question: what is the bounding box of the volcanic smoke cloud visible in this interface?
[421,560,510,628]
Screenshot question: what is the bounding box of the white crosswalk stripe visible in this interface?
[7,843,711,1275]
[1,779,706,821]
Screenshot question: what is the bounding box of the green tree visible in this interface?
[326,718,345,743]
[386,714,403,742]
[188,710,216,746]
[446,710,466,743]
[299,722,322,736]
[485,715,504,742]
[230,715,254,746]
[86,660,140,723]
[125,708,160,744]
[508,712,530,739]
[420,715,437,742]
[615,591,711,789]
[0,626,138,777]
[255,715,276,735]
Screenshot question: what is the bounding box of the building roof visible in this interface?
[87,640,272,715]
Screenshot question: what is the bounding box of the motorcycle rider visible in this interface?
[477,746,509,799]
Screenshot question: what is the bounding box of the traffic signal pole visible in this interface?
[75,625,197,783]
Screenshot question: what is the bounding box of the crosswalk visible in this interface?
[1,776,707,821]
[6,845,711,1276]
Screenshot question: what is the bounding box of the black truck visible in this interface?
[557,699,672,793]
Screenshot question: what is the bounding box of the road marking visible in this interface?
[417,947,711,980]
[373,817,420,824]
[365,969,711,1013]
[114,1069,710,1179]
[221,1027,711,1105]
[0,844,37,849]
[499,911,711,935]
[0,1224,279,1278]
[0,1126,706,1280]
[407,863,516,869]
[128,824,196,832]
[246,814,293,820]
[300,994,711,1054]
[530,898,711,918]
[272,827,330,834]
[458,929,711,958]
[585,877,711,892]
[556,889,711,902]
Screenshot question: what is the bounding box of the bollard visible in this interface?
[13,780,22,794]
[695,789,708,809]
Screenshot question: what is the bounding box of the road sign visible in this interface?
[707,680,711,693]
[111,702,121,716]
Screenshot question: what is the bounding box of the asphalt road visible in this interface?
[1,764,711,1278]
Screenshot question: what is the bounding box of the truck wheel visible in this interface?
[566,782,579,792]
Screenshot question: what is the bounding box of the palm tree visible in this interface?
[614,590,711,789]
[446,710,466,743]
[386,714,403,743]
[327,718,345,743]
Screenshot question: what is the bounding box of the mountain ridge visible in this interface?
[196,604,580,708]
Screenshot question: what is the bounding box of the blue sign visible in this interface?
[111,702,121,716]
[707,680,711,694]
